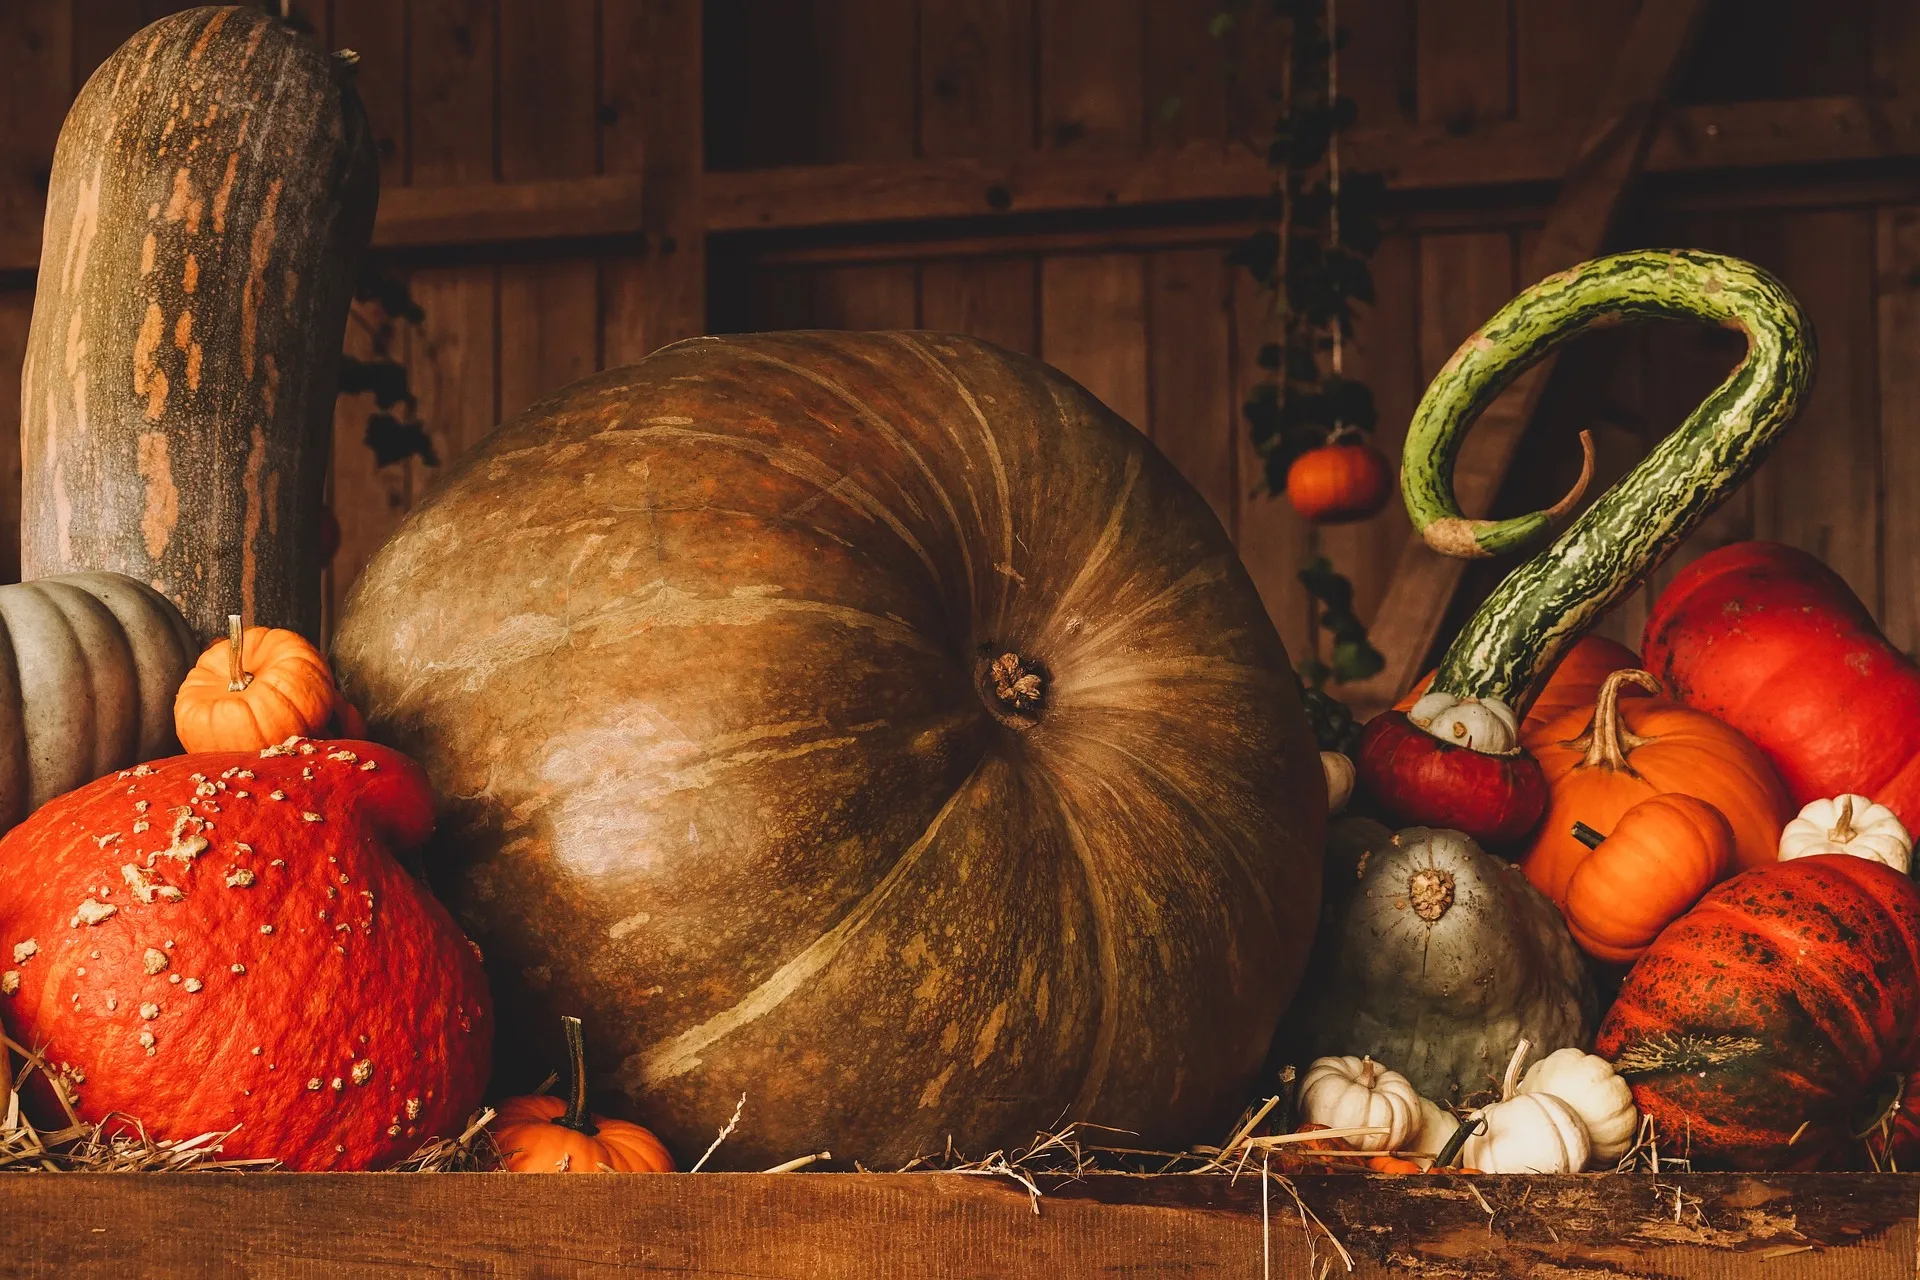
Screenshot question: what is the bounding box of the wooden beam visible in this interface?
[0,1171,1912,1275]
[1,93,1916,275]
[1342,0,1715,714]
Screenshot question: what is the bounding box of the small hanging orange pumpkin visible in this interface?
[174,615,338,752]
[1286,431,1394,524]
[1520,669,1793,905]
[491,1016,675,1173]
[1562,793,1734,964]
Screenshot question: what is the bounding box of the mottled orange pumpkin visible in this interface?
[1521,669,1793,906]
[492,1017,675,1173]
[175,617,337,753]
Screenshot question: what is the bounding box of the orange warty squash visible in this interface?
[175,616,338,753]
[491,1016,675,1173]
[1396,635,1642,737]
[1521,669,1793,905]
[1562,794,1734,964]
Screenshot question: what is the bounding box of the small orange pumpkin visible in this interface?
[1520,669,1793,905]
[491,1016,675,1173]
[1365,1153,1427,1173]
[1563,793,1734,964]
[174,615,338,752]
[1286,433,1394,524]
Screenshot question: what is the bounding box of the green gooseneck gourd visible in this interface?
[1404,249,1814,713]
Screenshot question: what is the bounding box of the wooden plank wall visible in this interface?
[2,0,1918,687]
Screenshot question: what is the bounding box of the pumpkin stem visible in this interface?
[1574,669,1663,770]
[225,614,253,693]
[1832,796,1857,844]
[1407,867,1456,923]
[1432,1113,1484,1169]
[988,652,1044,712]
[1570,821,1607,850]
[1500,1037,1532,1103]
[556,1014,600,1136]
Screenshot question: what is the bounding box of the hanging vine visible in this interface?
[1215,0,1389,689]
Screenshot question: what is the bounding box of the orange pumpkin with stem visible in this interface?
[492,1016,675,1173]
[175,615,338,752]
[1562,794,1734,964]
[1520,669,1792,906]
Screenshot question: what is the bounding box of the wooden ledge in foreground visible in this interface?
[4,1171,1912,1276]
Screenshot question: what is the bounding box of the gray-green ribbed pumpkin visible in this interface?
[0,573,198,827]
[1279,819,1596,1103]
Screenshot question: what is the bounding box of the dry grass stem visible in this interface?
[689,1094,746,1173]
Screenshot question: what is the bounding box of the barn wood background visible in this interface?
[2,0,1919,710]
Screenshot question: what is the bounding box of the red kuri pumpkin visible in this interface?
[0,739,492,1170]
[1596,855,1920,1169]
[1642,541,1920,829]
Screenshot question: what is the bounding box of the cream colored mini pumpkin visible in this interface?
[1408,1095,1460,1158]
[1778,795,1912,873]
[1459,1039,1591,1174]
[1519,1047,1636,1163]
[1298,1055,1422,1153]
[1408,691,1520,754]
[1322,752,1356,814]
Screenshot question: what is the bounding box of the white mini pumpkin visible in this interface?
[1519,1047,1637,1163]
[1407,691,1519,754]
[1778,795,1912,873]
[1298,1055,1422,1153]
[1322,752,1356,814]
[1459,1039,1591,1174]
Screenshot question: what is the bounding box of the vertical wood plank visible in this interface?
[1144,0,1229,146]
[1749,209,1881,613]
[1040,254,1150,431]
[812,266,921,330]
[601,0,707,366]
[329,0,407,187]
[1340,0,1417,128]
[1231,269,1310,664]
[0,292,31,583]
[330,300,410,630]
[920,0,1034,157]
[1872,0,1920,101]
[1879,206,1920,655]
[497,0,597,417]
[410,0,495,184]
[815,0,920,162]
[1414,0,1512,130]
[1040,0,1147,149]
[1416,231,1517,380]
[919,259,1039,355]
[0,1,70,263]
[1321,233,1420,649]
[1146,247,1236,532]
[1515,0,1639,124]
[408,266,498,500]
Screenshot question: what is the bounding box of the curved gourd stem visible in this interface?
[1406,250,1813,709]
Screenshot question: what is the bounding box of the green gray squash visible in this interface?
[0,573,198,828]
[1279,820,1596,1103]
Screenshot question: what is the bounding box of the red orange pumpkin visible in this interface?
[1286,435,1394,524]
[1597,855,1920,1169]
[1643,541,1920,831]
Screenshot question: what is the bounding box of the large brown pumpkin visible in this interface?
[20,7,379,642]
[333,332,1325,1170]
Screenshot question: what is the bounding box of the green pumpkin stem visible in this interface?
[226,613,252,692]
[1570,821,1607,850]
[1432,1114,1483,1169]
[557,1014,600,1136]
[1408,250,1813,712]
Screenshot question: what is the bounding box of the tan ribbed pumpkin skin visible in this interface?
[332,332,1323,1170]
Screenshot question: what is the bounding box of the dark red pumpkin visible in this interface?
[0,739,493,1170]
[1355,711,1548,847]
[1596,855,1920,1170]
[1642,541,1920,829]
